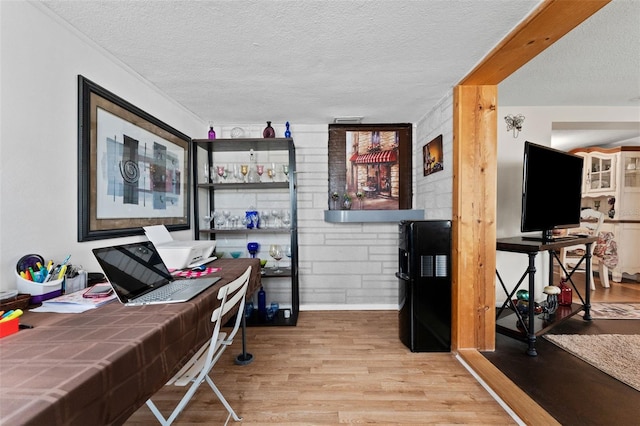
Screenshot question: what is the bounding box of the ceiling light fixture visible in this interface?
[333,116,363,124]
[505,114,525,138]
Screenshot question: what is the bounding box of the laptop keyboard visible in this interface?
[136,279,191,303]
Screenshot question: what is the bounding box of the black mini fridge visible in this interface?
[397,220,451,352]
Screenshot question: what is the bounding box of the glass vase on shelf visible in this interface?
[263,121,275,138]
[343,194,352,210]
[330,192,339,210]
[248,149,260,183]
[207,122,216,140]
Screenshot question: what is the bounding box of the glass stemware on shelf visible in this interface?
[267,165,275,182]
[216,165,227,183]
[240,164,249,183]
[260,210,270,229]
[256,164,264,182]
[281,210,291,228]
[247,242,259,258]
[282,164,289,182]
[232,164,242,183]
[271,209,280,228]
[269,244,283,274]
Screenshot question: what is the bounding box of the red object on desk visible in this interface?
[0,317,19,338]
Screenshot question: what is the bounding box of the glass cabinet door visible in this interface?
[587,154,615,193]
[623,153,640,190]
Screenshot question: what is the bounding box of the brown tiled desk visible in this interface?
[0,258,260,425]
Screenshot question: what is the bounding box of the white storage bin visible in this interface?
[16,272,63,303]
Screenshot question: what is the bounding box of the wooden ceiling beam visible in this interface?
[460,0,611,86]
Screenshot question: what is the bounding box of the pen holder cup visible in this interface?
[15,272,64,304]
[0,317,19,339]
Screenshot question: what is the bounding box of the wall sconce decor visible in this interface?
[504,114,525,138]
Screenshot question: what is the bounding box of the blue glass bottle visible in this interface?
[258,287,266,315]
[284,121,291,138]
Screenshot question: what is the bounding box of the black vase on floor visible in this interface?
[263,121,275,138]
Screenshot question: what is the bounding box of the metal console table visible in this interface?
[495,235,598,356]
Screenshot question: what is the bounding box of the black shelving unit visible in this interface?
[495,235,597,356]
[192,138,299,326]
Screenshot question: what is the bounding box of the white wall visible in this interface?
[496,105,640,303]
[415,92,454,219]
[0,2,204,290]
[0,3,431,310]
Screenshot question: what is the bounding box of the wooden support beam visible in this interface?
[452,85,497,351]
[451,0,611,351]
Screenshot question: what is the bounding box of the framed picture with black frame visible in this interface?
[77,75,191,242]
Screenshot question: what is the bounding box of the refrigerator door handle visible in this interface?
[395,272,410,281]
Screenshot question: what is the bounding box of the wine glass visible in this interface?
[240,164,249,183]
[285,244,292,263]
[247,242,259,258]
[216,165,227,183]
[281,210,291,228]
[214,211,225,229]
[269,244,283,274]
[260,210,270,229]
[203,163,211,183]
[282,164,290,182]
[223,210,231,228]
[232,164,242,183]
[202,211,213,228]
[267,166,275,182]
[256,164,264,182]
[271,209,280,228]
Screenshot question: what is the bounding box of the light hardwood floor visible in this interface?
[126,310,519,425]
[126,274,638,425]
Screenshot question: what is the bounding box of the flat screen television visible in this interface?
[520,141,584,241]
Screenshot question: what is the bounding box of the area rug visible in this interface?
[543,334,640,391]
[580,302,640,319]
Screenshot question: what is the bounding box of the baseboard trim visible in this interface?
[300,304,398,311]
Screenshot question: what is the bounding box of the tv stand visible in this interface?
[495,236,597,356]
[521,235,579,243]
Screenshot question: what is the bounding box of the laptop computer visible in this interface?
[92,241,220,306]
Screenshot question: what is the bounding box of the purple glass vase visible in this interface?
[263,121,275,138]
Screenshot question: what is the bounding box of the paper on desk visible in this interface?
[30,289,117,313]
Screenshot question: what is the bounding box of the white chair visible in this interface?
[558,208,608,290]
[145,266,252,425]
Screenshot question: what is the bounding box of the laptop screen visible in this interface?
[92,241,174,302]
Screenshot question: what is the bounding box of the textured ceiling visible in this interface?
[39,0,540,124]
[38,0,639,149]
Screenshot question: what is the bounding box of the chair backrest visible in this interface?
[578,208,605,235]
[210,265,251,340]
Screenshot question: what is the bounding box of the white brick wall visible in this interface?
[214,112,454,310]
[415,91,454,220]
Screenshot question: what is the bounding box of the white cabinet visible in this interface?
[571,146,640,281]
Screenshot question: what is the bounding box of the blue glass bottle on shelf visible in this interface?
[258,287,266,315]
[284,121,291,138]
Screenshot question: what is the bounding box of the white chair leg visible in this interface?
[599,263,610,288]
[205,375,242,422]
